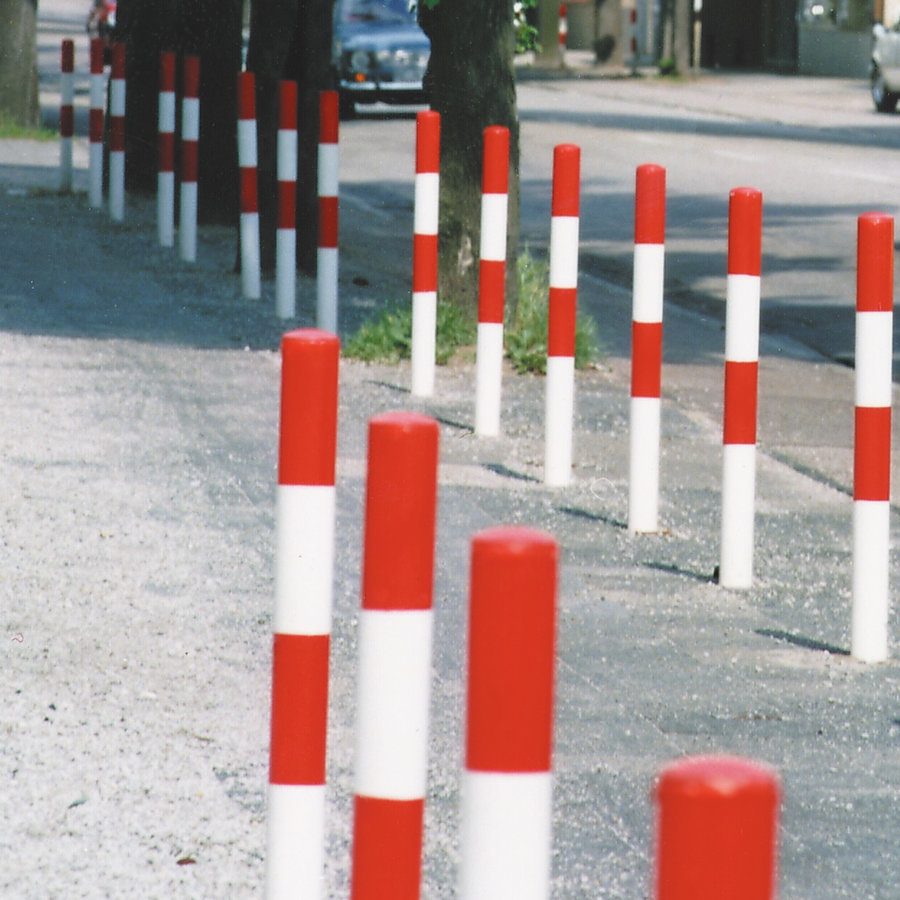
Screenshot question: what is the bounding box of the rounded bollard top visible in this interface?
[111,43,126,80]
[362,411,439,611]
[416,110,441,173]
[635,164,666,245]
[857,212,894,313]
[320,90,339,143]
[728,187,763,278]
[466,526,558,773]
[278,330,340,487]
[653,754,781,900]
[482,126,510,195]
[655,754,780,801]
[552,144,581,218]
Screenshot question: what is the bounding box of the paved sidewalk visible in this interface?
[2,103,899,900]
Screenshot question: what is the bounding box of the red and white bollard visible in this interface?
[88,37,105,209]
[544,143,580,487]
[265,329,340,900]
[629,164,666,533]
[852,212,894,663]
[318,91,339,332]
[350,412,439,900]
[411,110,441,397]
[460,526,558,900]
[109,43,126,222]
[475,125,510,437]
[238,71,261,299]
[157,50,176,247]
[179,55,200,263]
[558,4,568,51]
[653,755,781,900]
[720,187,762,589]
[60,39,74,193]
[276,80,298,320]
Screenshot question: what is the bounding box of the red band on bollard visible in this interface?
[278,181,296,230]
[111,42,125,80]
[60,106,74,138]
[280,79,298,130]
[548,287,577,358]
[319,195,339,249]
[320,90,339,144]
[416,110,440,174]
[467,526,557,773]
[551,144,580,218]
[238,70,255,120]
[269,633,330,784]
[351,796,425,900]
[362,412,439,612]
[723,360,759,445]
[654,755,780,900]
[89,108,103,144]
[635,164,666,245]
[482,125,510,194]
[413,233,439,293]
[159,50,175,92]
[478,260,506,323]
[278,330,340,487]
[90,37,104,74]
[183,54,200,99]
[854,406,892,501]
[857,213,894,312]
[62,39,74,73]
[727,187,762,277]
[631,321,663,397]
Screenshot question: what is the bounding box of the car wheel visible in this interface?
[872,67,898,113]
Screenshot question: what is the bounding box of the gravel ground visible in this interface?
[2,73,900,900]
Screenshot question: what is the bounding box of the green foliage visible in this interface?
[514,0,540,53]
[505,252,600,374]
[344,252,600,375]
[344,299,476,365]
[0,112,56,142]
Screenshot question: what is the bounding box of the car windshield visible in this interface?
[338,0,416,25]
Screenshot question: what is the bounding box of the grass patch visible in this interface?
[343,251,599,374]
[344,299,476,365]
[0,112,57,142]
[505,252,599,374]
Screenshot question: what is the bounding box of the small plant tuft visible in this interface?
[344,298,476,365]
[505,251,599,374]
[343,251,599,374]
[0,112,58,142]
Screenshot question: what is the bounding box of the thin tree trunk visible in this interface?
[0,0,40,129]
[419,0,521,319]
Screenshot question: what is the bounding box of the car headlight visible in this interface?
[350,49,372,72]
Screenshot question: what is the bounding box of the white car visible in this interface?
[870,22,900,112]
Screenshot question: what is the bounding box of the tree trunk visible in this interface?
[0,0,40,129]
[419,0,521,320]
[246,0,333,274]
[673,0,691,74]
[117,0,241,224]
[535,0,563,67]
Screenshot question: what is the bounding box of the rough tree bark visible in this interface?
[0,0,40,129]
[116,0,242,225]
[246,0,333,273]
[419,0,521,319]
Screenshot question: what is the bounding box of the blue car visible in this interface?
[332,0,431,117]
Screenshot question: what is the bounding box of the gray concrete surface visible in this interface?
[2,7,899,897]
